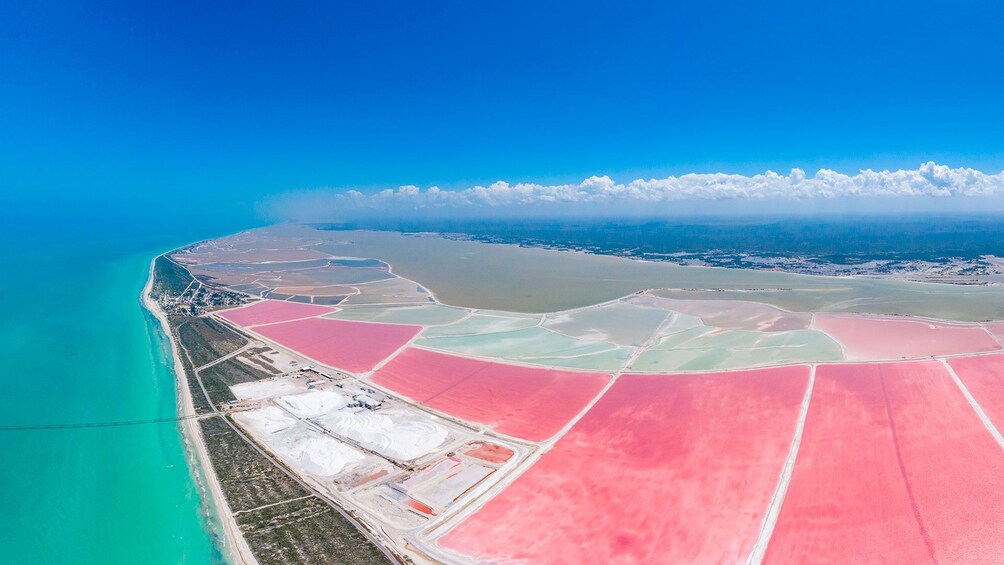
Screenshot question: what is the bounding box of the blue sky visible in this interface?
[3,1,1004,225]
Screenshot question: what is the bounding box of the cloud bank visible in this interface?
[264,162,1004,221]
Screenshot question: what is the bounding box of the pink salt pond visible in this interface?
[949,354,1004,433]
[463,442,515,464]
[984,322,1004,343]
[371,348,610,442]
[217,299,335,327]
[766,361,1004,563]
[439,366,810,564]
[250,317,420,374]
[812,313,1001,360]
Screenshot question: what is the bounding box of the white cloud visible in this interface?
[263,162,1004,220]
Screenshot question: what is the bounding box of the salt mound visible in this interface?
[234,405,296,434]
[316,408,448,461]
[277,390,350,418]
[275,433,365,476]
[231,378,304,401]
[235,407,365,477]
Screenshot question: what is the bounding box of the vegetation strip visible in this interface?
[154,251,395,565]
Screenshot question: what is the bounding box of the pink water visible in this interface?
[766,361,1004,563]
[949,354,1004,434]
[252,317,419,373]
[440,366,810,563]
[371,348,610,441]
[813,314,1000,360]
[217,299,335,327]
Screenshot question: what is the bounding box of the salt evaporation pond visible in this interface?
[543,301,671,346]
[440,366,810,563]
[372,348,611,441]
[249,317,421,373]
[811,314,1001,360]
[325,304,469,326]
[766,362,1004,563]
[949,354,1004,431]
[217,299,335,327]
[420,313,541,337]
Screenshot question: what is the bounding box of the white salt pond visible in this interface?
[414,464,495,507]
[400,457,462,491]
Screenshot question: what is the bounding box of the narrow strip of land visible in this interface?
[748,365,817,564]
[152,253,399,565]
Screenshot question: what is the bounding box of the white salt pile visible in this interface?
[273,434,365,476]
[234,406,365,476]
[234,405,296,434]
[315,407,448,461]
[277,390,350,418]
[231,378,305,401]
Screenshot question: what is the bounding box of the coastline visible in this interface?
[141,255,258,565]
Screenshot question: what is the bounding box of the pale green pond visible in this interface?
[326,304,469,325]
[420,314,541,337]
[416,327,632,371]
[632,328,843,371]
[543,302,671,346]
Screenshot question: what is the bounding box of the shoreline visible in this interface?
[141,255,258,565]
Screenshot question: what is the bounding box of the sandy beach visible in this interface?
[142,256,258,565]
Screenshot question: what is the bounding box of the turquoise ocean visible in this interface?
[0,221,253,564]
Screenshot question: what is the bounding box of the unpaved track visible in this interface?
[143,256,258,565]
[149,255,403,565]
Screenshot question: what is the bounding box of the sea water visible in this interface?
[0,221,252,564]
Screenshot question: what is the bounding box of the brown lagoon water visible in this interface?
[295,226,1004,321]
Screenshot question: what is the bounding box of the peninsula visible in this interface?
[147,223,1004,564]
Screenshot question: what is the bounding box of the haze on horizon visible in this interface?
[264,162,1004,221]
